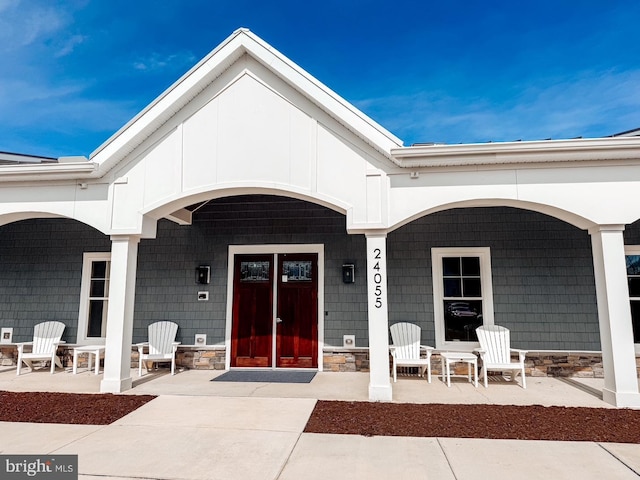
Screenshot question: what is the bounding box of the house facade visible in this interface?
[2,29,640,406]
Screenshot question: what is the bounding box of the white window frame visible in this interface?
[77,252,111,345]
[624,245,640,353]
[432,247,494,351]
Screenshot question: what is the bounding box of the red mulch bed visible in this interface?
[0,391,155,425]
[4,392,640,443]
[305,400,640,443]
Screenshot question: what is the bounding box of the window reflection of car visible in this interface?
[445,302,482,341]
[445,302,479,319]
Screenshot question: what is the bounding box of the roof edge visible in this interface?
[0,161,97,182]
[90,28,402,177]
[390,136,640,168]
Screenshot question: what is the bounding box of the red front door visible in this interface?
[276,253,318,368]
[231,255,273,367]
[230,252,318,369]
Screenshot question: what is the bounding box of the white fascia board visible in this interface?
[391,137,640,168]
[0,161,97,182]
[90,28,402,177]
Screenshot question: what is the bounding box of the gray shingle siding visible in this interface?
[0,219,110,343]
[134,196,368,346]
[2,201,639,351]
[387,207,602,350]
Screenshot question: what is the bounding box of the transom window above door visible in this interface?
[432,247,494,350]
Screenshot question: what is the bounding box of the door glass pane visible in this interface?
[282,260,312,281]
[444,300,482,341]
[240,261,270,282]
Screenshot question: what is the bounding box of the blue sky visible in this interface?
[1,0,639,158]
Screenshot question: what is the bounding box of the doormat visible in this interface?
[212,370,317,383]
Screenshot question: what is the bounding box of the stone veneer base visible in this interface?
[1,345,637,378]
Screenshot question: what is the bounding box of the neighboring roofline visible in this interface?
[612,127,640,137]
[89,28,402,177]
[390,136,640,168]
[0,151,57,164]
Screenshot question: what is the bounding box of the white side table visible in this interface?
[440,351,478,388]
[72,345,105,375]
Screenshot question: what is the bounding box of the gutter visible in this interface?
[390,137,640,168]
[0,157,98,182]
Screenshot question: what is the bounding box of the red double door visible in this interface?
[231,253,318,368]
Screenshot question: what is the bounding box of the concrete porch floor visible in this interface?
[1,366,640,480]
[0,365,624,407]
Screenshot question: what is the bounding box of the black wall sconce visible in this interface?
[196,265,211,284]
[342,263,355,284]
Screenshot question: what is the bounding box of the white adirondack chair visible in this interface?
[16,321,66,375]
[137,321,180,376]
[390,322,434,382]
[475,325,527,388]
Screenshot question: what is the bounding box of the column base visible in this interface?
[368,382,393,402]
[602,388,640,408]
[100,376,133,393]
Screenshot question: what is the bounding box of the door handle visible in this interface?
[276,317,283,323]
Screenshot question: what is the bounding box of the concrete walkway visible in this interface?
[0,368,639,479]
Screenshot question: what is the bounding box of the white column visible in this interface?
[366,233,393,401]
[589,225,640,407]
[100,235,140,393]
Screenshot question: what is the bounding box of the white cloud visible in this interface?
[0,2,69,50]
[133,51,197,72]
[55,34,86,58]
[0,0,15,12]
[356,69,640,144]
[0,76,134,133]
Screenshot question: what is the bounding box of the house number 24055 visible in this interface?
[373,248,383,308]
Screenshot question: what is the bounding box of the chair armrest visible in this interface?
[15,342,33,354]
[136,342,149,353]
[172,342,181,352]
[511,348,527,361]
[474,348,486,359]
[420,345,434,358]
